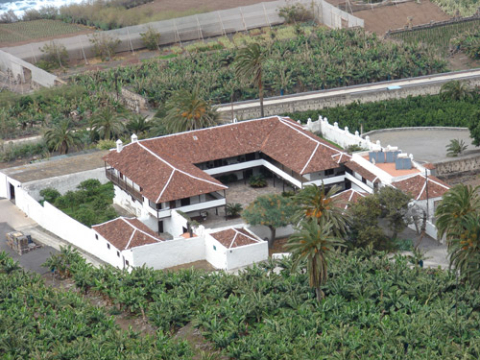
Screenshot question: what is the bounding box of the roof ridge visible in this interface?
[122,218,163,244]
[301,143,320,174]
[124,228,137,250]
[229,232,239,249]
[235,228,261,243]
[137,142,227,193]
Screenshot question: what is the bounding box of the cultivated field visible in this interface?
[355,0,450,35]
[0,19,92,46]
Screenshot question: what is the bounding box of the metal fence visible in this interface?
[1,0,364,65]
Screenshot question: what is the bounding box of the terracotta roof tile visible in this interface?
[93,217,164,250]
[210,228,262,249]
[392,174,450,201]
[332,189,367,210]
[345,161,379,183]
[104,116,348,203]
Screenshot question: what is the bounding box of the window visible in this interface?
[125,260,129,266]
[181,197,191,206]
[107,243,111,249]
[362,177,367,184]
[325,169,334,176]
[117,251,120,257]
[95,234,98,240]
[213,245,216,251]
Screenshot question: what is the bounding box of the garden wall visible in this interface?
[225,241,269,270]
[0,49,61,88]
[1,0,363,63]
[434,152,480,177]
[23,168,107,201]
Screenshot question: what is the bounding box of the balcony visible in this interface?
[106,169,143,202]
[146,191,226,219]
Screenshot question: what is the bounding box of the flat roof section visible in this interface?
[362,155,420,178]
[1,151,109,184]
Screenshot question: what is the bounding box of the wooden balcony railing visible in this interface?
[106,169,143,202]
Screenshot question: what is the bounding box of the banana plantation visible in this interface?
[4,246,480,359]
[71,28,447,107]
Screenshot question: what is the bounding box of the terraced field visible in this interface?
[0,19,92,45]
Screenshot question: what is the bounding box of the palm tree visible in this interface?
[235,42,266,117]
[91,108,125,140]
[162,88,219,134]
[294,184,349,238]
[435,184,480,241]
[44,120,81,154]
[126,114,151,136]
[440,80,473,101]
[448,212,480,287]
[286,219,344,301]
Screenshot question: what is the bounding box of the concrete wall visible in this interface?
[434,152,480,177]
[247,224,295,240]
[205,235,228,269]
[0,49,61,88]
[131,236,205,269]
[221,73,480,120]
[24,168,107,201]
[225,241,268,270]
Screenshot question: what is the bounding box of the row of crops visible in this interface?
[7,245,480,359]
[72,28,448,107]
[286,92,480,134]
[390,18,480,53]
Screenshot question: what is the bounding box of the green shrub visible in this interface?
[39,187,61,204]
[226,203,243,218]
[140,26,161,50]
[249,174,267,188]
[89,33,121,61]
[37,41,69,70]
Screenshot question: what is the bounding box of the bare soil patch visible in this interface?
[355,0,450,35]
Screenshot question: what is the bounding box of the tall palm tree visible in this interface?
[91,108,125,140]
[435,184,480,241]
[235,42,266,117]
[162,88,219,134]
[440,80,473,101]
[44,120,81,154]
[286,219,344,301]
[294,184,349,238]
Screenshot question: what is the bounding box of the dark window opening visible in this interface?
[126,260,129,266]
[158,221,164,233]
[95,234,98,240]
[325,169,334,176]
[181,197,191,206]
[117,251,120,257]
[107,243,111,249]
[362,177,367,184]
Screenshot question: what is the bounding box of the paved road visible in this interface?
[366,128,476,164]
[0,199,106,270]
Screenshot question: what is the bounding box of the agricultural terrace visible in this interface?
[432,0,480,17]
[0,20,92,45]
[5,247,480,358]
[285,91,480,133]
[71,28,447,107]
[390,18,480,53]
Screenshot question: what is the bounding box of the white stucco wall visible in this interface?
[246,224,295,241]
[131,236,205,269]
[226,241,268,270]
[204,235,228,269]
[113,185,143,217]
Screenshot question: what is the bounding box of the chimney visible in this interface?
[131,134,138,143]
[116,139,123,153]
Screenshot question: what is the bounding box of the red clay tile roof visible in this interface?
[209,228,262,249]
[332,189,367,210]
[104,116,348,203]
[392,174,450,201]
[423,163,436,170]
[93,217,164,250]
[345,160,379,183]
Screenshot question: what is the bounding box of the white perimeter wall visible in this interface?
[131,236,205,270]
[225,241,268,270]
[247,224,295,240]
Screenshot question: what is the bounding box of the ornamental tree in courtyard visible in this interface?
[242,193,297,248]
